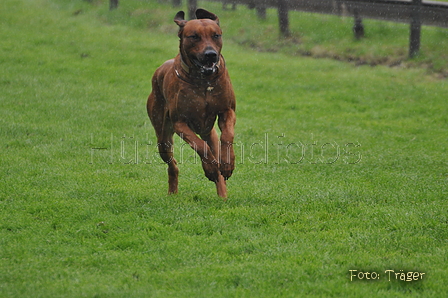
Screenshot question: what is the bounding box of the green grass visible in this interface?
[1,0,448,297]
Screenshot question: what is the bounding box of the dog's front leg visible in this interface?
[218,109,236,180]
[201,128,227,198]
[173,122,221,183]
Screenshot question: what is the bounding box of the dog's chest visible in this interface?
[178,84,224,111]
[176,86,224,132]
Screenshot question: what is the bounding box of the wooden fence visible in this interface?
[171,0,448,58]
[111,0,448,57]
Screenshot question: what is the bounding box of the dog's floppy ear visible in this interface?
[174,11,187,28]
[195,9,219,26]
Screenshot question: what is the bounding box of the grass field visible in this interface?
[1,0,447,297]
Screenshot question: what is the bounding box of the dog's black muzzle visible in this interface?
[193,49,219,76]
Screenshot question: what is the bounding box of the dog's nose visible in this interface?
[204,50,218,62]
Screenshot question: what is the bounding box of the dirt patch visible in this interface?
[235,38,447,79]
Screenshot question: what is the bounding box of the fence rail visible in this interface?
[203,0,448,27]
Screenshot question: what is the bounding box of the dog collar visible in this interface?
[175,55,225,88]
[180,57,190,74]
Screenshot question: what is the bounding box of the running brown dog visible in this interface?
[147,9,236,198]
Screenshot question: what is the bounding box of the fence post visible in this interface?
[188,0,197,20]
[409,0,422,58]
[256,4,267,20]
[353,9,364,39]
[278,0,290,37]
[109,0,119,10]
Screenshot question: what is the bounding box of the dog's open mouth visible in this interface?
[192,56,219,76]
[201,61,218,75]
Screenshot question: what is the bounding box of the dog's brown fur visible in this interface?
[147,9,236,198]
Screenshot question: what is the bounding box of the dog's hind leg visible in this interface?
[147,89,179,195]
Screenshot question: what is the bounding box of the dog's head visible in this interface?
[174,9,222,76]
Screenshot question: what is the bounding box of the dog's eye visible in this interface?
[213,34,222,39]
[188,35,200,40]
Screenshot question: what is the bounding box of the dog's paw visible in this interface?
[220,163,234,180]
[202,161,220,182]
